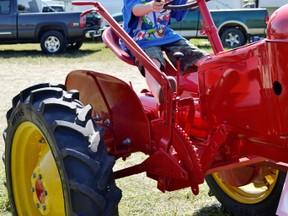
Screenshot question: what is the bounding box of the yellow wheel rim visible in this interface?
[11,122,65,215]
[212,169,279,204]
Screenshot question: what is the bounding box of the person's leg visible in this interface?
[133,46,164,101]
[163,39,208,74]
[134,46,166,76]
[136,46,176,102]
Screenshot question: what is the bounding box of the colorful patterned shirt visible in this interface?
[122,0,189,50]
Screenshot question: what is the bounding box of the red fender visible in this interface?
[65,70,151,156]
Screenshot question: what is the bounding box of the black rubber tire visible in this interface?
[3,83,121,215]
[205,171,286,216]
[67,41,83,51]
[220,28,246,48]
[40,31,67,54]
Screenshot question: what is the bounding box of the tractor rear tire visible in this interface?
[205,170,286,216]
[3,83,121,216]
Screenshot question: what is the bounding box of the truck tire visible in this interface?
[205,170,286,216]
[40,31,67,54]
[220,28,246,48]
[3,83,121,216]
[67,41,83,51]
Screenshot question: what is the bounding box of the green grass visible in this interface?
[0,42,111,62]
[0,164,9,214]
[114,153,226,216]
[0,39,228,216]
[0,38,213,61]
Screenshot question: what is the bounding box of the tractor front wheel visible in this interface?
[3,83,121,215]
[206,168,286,216]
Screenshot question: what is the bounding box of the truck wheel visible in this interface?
[220,28,246,48]
[3,83,121,216]
[205,169,286,216]
[40,31,67,54]
[67,41,83,51]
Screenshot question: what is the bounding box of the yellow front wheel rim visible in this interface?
[213,169,279,204]
[11,122,65,215]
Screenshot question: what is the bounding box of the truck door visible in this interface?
[181,8,201,37]
[0,0,17,41]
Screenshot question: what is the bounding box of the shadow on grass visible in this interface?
[0,201,228,216]
[197,44,213,49]
[0,48,100,59]
[195,204,229,216]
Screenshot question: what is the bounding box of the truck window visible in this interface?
[18,0,40,13]
[0,0,11,14]
[42,5,65,12]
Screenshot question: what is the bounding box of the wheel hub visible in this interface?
[31,169,49,214]
[213,167,279,204]
[226,33,239,47]
[11,122,65,215]
[35,178,46,204]
[45,36,60,53]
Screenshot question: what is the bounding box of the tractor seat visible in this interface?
[102,26,177,104]
[102,27,135,66]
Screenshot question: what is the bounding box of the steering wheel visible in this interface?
[163,0,210,10]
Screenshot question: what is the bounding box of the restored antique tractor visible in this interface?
[3,0,288,215]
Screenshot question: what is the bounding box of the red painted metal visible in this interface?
[267,4,288,39]
[68,1,288,194]
[65,70,151,157]
[197,0,224,54]
[35,179,45,204]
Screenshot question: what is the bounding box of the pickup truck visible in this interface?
[111,7,268,48]
[0,0,100,54]
[170,7,269,48]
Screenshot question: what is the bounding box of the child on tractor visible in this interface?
[121,0,207,76]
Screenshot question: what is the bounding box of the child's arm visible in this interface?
[132,0,165,17]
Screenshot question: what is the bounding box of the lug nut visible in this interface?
[39,138,46,144]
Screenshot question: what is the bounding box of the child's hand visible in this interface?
[150,0,165,12]
[132,0,165,16]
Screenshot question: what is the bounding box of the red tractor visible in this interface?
[3,0,288,215]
